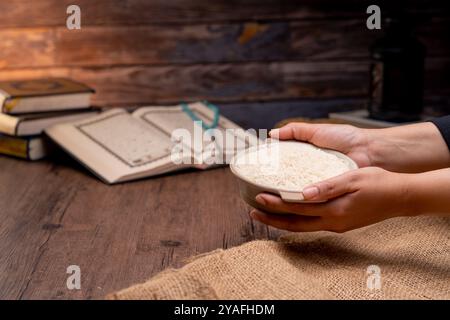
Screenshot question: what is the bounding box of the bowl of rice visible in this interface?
[229,140,358,213]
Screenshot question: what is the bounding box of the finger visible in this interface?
[250,209,327,232]
[302,170,359,201]
[269,122,321,141]
[255,193,332,216]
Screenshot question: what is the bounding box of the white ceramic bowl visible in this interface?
[229,141,358,213]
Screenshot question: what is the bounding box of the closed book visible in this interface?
[0,108,100,136]
[0,78,94,114]
[0,134,52,160]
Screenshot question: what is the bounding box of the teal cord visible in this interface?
[181,101,220,130]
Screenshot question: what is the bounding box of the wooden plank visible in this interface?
[0,58,448,107]
[0,61,370,105]
[0,157,84,299]
[1,18,449,69]
[218,99,365,129]
[40,18,450,66]
[0,28,55,69]
[220,98,450,130]
[0,155,278,299]
[0,0,448,28]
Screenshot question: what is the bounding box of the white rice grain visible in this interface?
[234,142,352,190]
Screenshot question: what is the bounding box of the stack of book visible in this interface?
[0,78,98,160]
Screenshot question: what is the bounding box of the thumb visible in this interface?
[270,122,320,142]
[302,170,359,201]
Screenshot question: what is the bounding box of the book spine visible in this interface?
[0,113,19,135]
[3,98,19,113]
[0,92,8,113]
[0,136,29,159]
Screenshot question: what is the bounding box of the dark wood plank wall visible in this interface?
[0,0,449,128]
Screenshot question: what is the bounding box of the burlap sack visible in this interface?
[109,216,450,299]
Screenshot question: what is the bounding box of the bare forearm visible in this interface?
[366,122,450,173]
[405,168,450,216]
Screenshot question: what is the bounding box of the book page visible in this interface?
[46,109,179,184]
[78,110,171,167]
[132,103,257,162]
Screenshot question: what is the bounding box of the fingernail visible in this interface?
[269,129,279,138]
[255,195,266,205]
[302,186,319,199]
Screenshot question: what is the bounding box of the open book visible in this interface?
[45,102,258,184]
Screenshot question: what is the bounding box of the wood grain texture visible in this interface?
[0,58,448,107]
[1,18,450,69]
[0,61,370,105]
[0,1,448,111]
[218,98,365,129]
[0,0,448,28]
[0,158,81,299]
[0,155,281,299]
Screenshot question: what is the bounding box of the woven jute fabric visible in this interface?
[109,216,450,300]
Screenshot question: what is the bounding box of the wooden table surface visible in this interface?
[0,153,283,299]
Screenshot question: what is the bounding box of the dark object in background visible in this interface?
[368,15,426,122]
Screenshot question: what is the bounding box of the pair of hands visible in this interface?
[250,123,414,233]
